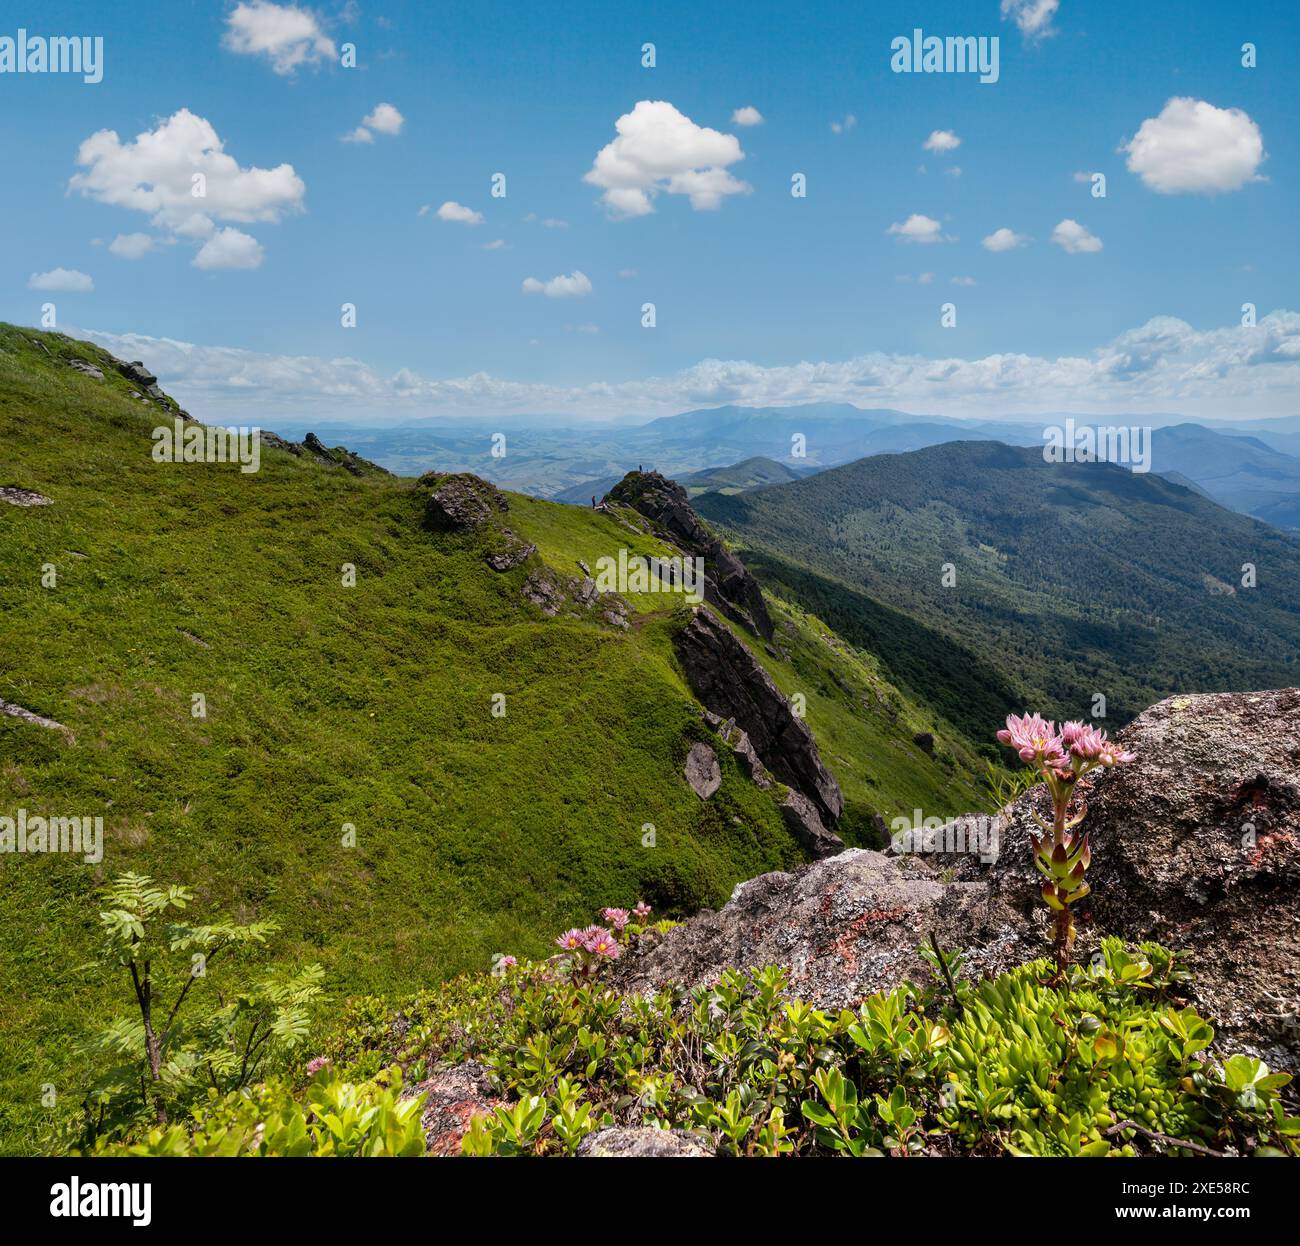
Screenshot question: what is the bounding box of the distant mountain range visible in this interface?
[269,403,1300,532]
[1150,424,1300,531]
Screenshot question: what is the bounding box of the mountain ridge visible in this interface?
[696,440,1300,735]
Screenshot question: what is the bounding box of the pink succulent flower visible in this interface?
[1099,743,1136,767]
[996,708,1136,985]
[1064,722,1107,762]
[582,926,621,958]
[305,1056,331,1076]
[555,928,585,951]
[602,907,631,931]
[499,955,517,968]
[997,712,1067,766]
[633,900,652,922]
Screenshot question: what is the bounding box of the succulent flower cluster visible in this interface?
[553,902,652,979]
[997,713,1136,984]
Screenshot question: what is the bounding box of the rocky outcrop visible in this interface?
[485,529,537,572]
[422,473,509,532]
[612,847,1015,1007]
[118,360,157,388]
[675,608,843,827]
[299,432,389,477]
[606,471,772,639]
[0,698,72,736]
[973,687,1300,1057]
[779,789,844,859]
[521,569,630,629]
[684,742,721,799]
[409,1060,503,1156]
[112,359,184,412]
[0,485,53,507]
[614,689,1300,1067]
[577,1127,714,1157]
[52,341,189,417]
[251,430,388,475]
[706,712,772,789]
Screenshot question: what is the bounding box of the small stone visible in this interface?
[0,485,53,507]
[577,1127,714,1158]
[685,741,721,799]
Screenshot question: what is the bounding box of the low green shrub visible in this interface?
[317,938,1298,1157]
[87,1069,425,1156]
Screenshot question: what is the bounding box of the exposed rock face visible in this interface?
[485,529,537,572]
[779,790,844,859]
[252,430,387,475]
[0,698,72,736]
[297,431,389,477]
[606,471,772,639]
[706,712,772,789]
[976,688,1300,1058]
[301,432,336,463]
[67,359,104,380]
[675,608,843,827]
[614,689,1300,1066]
[522,572,566,615]
[520,569,630,629]
[913,731,935,755]
[612,847,1017,1008]
[118,360,157,388]
[422,473,509,532]
[577,1127,714,1158]
[684,741,721,799]
[409,1060,503,1156]
[0,485,53,507]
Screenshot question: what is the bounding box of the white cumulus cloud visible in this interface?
[1122,97,1265,194]
[109,233,155,259]
[222,1,335,74]
[436,201,483,225]
[887,214,947,244]
[68,109,304,270]
[193,228,264,270]
[363,103,404,135]
[28,268,93,292]
[584,100,750,217]
[522,271,592,298]
[344,102,404,143]
[923,129,961,153]
[1001,0,1060,40]
[731,106,764,126]
[983,227,1028,252]
[1051,219,1102,253]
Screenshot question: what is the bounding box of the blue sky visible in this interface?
[2,0,1297,422]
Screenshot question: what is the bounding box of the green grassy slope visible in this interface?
[697,441,1300,736]
[0,325,981,1152]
